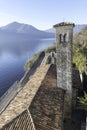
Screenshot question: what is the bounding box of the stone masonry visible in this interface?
[54,22,75,119]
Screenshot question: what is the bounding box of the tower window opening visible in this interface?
[64,34,67,43]
[59,34,64,43]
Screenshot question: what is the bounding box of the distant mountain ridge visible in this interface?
[1,22,87,36]
[45,24,87,34]
[1,22,87,34]
[0,22,55,41]
[0,22,44,34]
[74,25,87,46]
[0,22,87,44]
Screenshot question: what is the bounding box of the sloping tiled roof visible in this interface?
[0,65,51,129]
[0,64,82,129]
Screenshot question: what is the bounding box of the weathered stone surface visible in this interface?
[54,22,75,119]
[53,22,75,28]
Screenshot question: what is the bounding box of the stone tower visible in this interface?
[53,22,75,118]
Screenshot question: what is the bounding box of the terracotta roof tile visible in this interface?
[0,65,50,128]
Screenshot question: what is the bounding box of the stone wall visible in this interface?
[54,23,75,119]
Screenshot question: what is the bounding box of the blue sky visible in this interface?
[0,0,87,30]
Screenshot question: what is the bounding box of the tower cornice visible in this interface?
[53,22,75,28]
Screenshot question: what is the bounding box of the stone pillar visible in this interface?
[53,22,75,119]
[51,52,56,64]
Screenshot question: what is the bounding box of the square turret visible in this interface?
[53,22,75,119]
[53,22,75,90]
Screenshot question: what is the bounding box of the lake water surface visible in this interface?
[0,38,55,97]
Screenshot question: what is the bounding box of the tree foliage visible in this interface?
[74,26,87,46]
[73,26,87,72]
[24,44,56,71]
[78,92,87,110]
[73,45,86,72]
[24,52,41,71]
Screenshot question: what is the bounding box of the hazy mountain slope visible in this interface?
[46,24,87,34]
[0,22,86,45]
[0,22,55,40]
[45,28,55,33]
[74,24,87,34]
[1,22,44,34]
[74,26,87,46]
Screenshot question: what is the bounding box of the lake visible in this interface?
[0,38,55,97]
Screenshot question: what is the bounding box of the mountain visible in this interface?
[45,24,87,34]
[74,26,87,46]
[0,22,55,42]
[74,24,87,34]
[1,22,45,34]
[0,22,87,45]
[45,28,55,33]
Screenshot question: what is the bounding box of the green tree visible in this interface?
[73,45,86,72]
[78,92,87,110]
